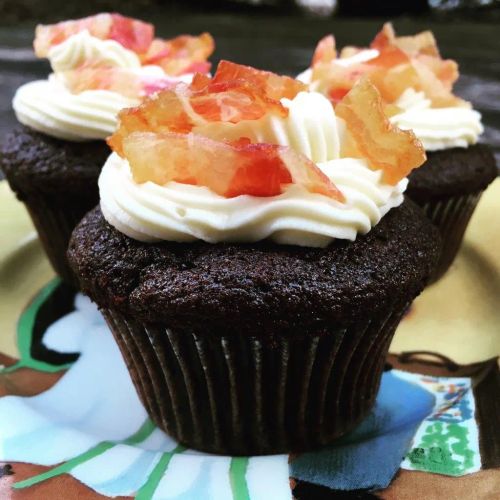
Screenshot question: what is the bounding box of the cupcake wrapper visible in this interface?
[420,191,483,281]
[25,196,96,286]
[103,302,409,455]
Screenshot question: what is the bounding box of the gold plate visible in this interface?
[0,178,499,363]
[391,178,500,364]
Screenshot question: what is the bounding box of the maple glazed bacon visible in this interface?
[13,13,214,140]
[299,23,482,151]
[99,61,426,246]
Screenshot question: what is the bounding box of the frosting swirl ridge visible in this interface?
[99,153,407,247]
[391,89,483,151]
[13,78,138,141]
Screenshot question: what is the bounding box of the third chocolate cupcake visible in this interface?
[300,23,497,281]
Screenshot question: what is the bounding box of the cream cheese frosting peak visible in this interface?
[48,30,141,72]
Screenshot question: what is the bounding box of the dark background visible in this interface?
[0,1,499,165]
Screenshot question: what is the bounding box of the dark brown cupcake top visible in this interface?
[0,125,110,201]
[407,143,498,203]
[68,199,440,338]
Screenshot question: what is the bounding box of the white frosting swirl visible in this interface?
[13,78,138,141]
[100,154,406,247]
[99,92,407,246]
[390,88,483,151]
[48,30,141,72]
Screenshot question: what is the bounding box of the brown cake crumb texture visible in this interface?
[1,125,110,201]
[68,200,441,340]
[407,143,497,203]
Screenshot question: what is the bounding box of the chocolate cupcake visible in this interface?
[300,23,497,281]
[70,200,439,455]
[69,62,439,454]
[1,13,214,285]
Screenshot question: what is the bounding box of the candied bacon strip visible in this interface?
[121,131,344,200]
[369,22,462,107]
[368,63,421,103]
[311,35,337,67]
[109,61,307,155]
[34,13,154,57]
[63,65,141,98]
[311,62,375,103]
[312,23,465,108]
[109,81,289,155]
[412,59,465,108]
[62,63,177,99]
[212,60,306,100]
[140,33,214,76]
[371,22,440,58]
[366,46,408,68]
[109,84,194,155]
[309,34,409,105]
[336,79,426,185]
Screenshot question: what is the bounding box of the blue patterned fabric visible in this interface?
[290,370,435,491]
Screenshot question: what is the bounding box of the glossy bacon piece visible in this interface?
[122,131,344,200]
[109,61,307,155]
[369,22,462,106]
[34,13,154,57]
[366,45,408,68]
[412,59,465,107]
[312,35,337,67]
[416,54,458,90]
[141,33,214,76]
[64,65,140,98]
[310,36,409,104]
[108,85,191,155]
[109,81,288,155]
[189,80,286,122]
[312,23,464,108]
[371,22,439,58]
[212,60,306,100]
[336,79,426,185]
[370,22,395,52]
[368,64,421,103]
[62,63,176,99]
[311,62,374,104]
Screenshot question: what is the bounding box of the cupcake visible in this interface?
[68,62,440,455]
[300,23,497,281]
[1,13,214,285]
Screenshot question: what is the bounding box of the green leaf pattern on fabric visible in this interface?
[398,373,481,476]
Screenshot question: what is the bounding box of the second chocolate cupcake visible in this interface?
[1,13,214,285]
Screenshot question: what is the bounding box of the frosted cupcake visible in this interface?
[69,62,440,455]
[1,13,214,285]
[299,23,497,281]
